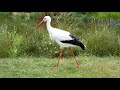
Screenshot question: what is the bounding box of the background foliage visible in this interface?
[0,12,119,58]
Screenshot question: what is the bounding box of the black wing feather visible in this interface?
[60,34,86,50]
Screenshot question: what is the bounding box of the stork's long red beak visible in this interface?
[36,20,44,28]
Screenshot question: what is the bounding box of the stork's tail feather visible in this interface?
[69,34,86,50]
[60,34,86,50]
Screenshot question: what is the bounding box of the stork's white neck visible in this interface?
[46,20,54,41]
[46,21,52,32]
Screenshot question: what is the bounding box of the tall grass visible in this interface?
[0,12,119,58]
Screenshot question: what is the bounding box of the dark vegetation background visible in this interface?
[0,12,119,58]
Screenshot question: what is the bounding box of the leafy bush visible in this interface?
[0,24,11,57]
[86,28,120,56]
[7,27,23,58]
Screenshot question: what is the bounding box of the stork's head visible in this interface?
[36,16,51,28]
[43,16,51,22]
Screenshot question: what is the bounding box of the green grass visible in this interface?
[0,56,120,78]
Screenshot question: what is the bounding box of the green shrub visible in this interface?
[86,27,120,56]
[7,27,23,58]
[0,24,11,57]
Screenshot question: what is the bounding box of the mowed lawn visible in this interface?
[0,56,120,78]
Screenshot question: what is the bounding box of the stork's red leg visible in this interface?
[56,49,63,69]
[69,48,80,68]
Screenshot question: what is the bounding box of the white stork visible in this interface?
[36,16,86,69]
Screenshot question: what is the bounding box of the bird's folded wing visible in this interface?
[53,33,73,41]
[51,28,73,41]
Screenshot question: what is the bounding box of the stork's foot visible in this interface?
[77,64,80,69]
[56,63,59,69]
